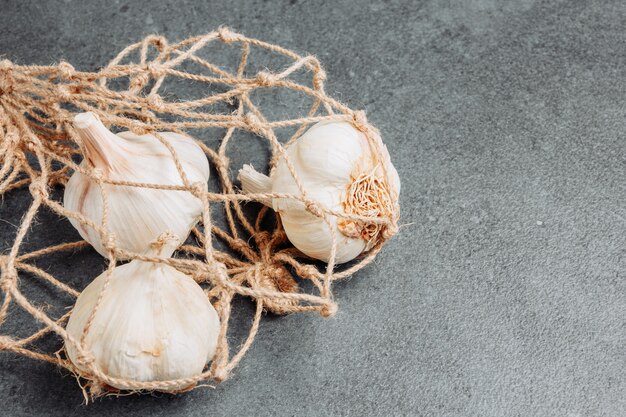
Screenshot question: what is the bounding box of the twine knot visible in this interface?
[212,155,230,173]
[296,264,319,279]
[304,200,324,218]
[0,59,13,71]
[213,368,229,382]
[191,181,206,199]
[381,222,398,240]
[320,302,338,318]
[217,27,238,43]
[128,119,151,135]
[0,336,15,350]
[129,73,150,91]
[29,177,49,200]
[90,167,104,182]
[244,112,264,134]
[75,351,96,368]
[57,61,75,79]
[351,110,369,132]
[25,141,37,152]
[56,85,72,101]
[230,238,250,253]
[252,262,299,314]
[256,71,276,87]
[103,233,117,253]
[149,35,167,50]
[146,63,164,78]
[0,265,17,292]
[0,59,14,96]
[5,127,19,144]
[146,94,165,111]
[207,261,229,283]
[313,68,327,88]
[255,231,271,244]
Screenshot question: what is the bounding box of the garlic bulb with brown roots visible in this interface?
[64,112,210,258]
[238,121,400,264]
[65,234,220,392]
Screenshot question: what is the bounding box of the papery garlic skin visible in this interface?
[239,121,400,264]
[64,112,210,258]
[65,253,220,391]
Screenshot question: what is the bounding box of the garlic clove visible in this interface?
[239,121,400,264]
[65,235,220,392]
[64,112,210,258]
[281,211,366,263]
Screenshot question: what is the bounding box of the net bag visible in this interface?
[0,28,399,396]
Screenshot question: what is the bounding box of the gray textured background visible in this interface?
[1,0,625,416]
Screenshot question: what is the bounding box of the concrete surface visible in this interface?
[1,0,625,416]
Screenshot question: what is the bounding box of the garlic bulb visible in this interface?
[238,121,400,264]
[64,112,210,258]
[65,235,220,392]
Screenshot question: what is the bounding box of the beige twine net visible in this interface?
[0,28,399,397]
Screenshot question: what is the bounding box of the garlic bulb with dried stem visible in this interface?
[65,234,220,392]
[239,121,400,264]
[64,112,210,258]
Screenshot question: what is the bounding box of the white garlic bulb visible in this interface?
[64,112,210,258]
[65,236,220,392]
[238,121,400,264]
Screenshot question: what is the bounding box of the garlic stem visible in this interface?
[73,112,124,172]
[239,164,272,206]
